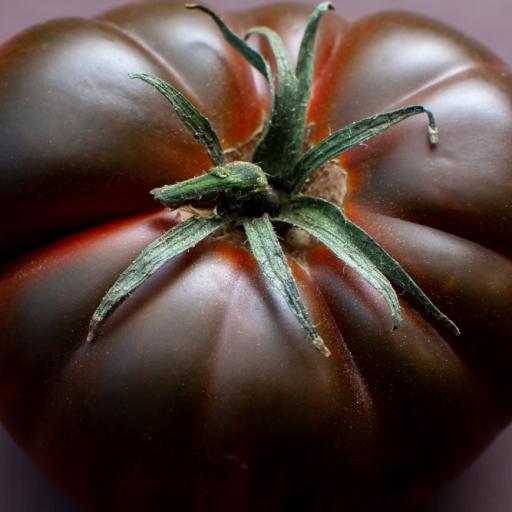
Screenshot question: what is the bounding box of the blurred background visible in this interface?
[1,0,511,511]
[2,0,512,65]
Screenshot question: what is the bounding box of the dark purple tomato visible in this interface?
[0,2,511,510]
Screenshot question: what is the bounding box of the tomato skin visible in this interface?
[0,2,511,510]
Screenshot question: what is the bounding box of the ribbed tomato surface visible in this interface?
[0,2,511,510]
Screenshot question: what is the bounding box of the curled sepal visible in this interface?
[152,162,269,208]
[186,4,270,79]
[277,196,460,335]
[87,214,230,342]
[290,105,439,193]
[186,5,277,178]
[244,215,331,357]
[129,72,225,166]
[296,2,334,84]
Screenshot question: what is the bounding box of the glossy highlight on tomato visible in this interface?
[0,2,511,510]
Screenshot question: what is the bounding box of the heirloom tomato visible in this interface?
[0,1,511,511]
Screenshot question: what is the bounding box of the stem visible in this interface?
[152,162,268,209]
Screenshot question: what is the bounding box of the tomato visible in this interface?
[0,2,511,510]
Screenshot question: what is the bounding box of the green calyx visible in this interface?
[87,3,459,356]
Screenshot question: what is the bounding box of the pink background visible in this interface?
[1,1,511,511]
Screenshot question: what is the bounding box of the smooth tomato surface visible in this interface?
[0,2,511,510]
